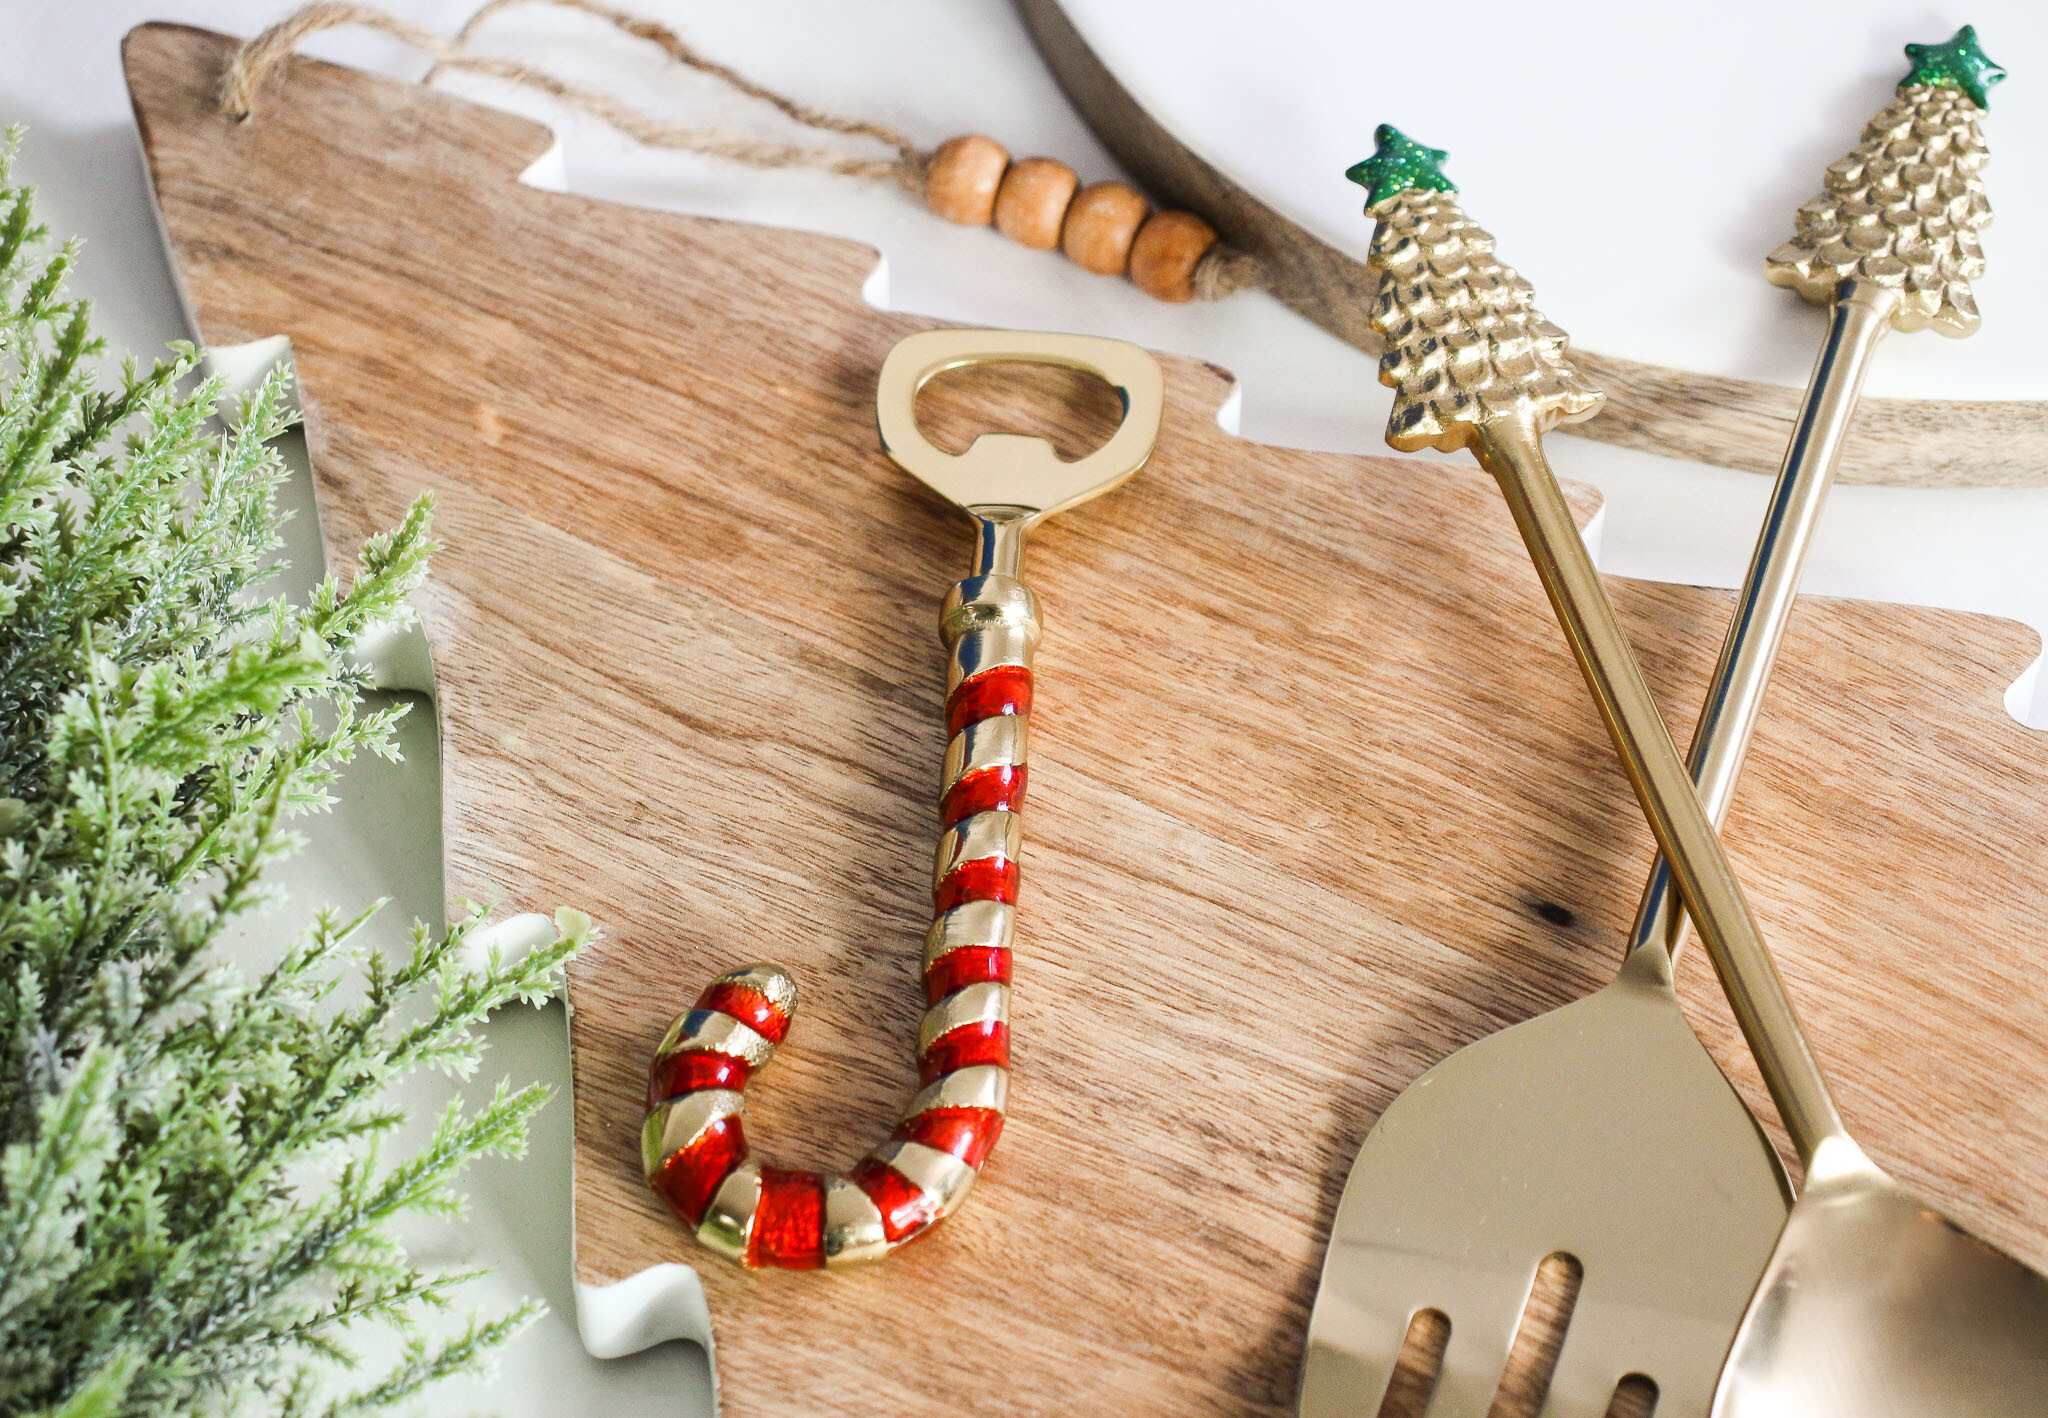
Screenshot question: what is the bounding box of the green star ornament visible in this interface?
[1903,24,2006,109]
[1345,124,1455,208]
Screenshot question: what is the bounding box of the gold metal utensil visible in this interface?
[1706,30,2048,1418]
[1632,16,2007,1072]
[1305,32,2048,1415]
[1300,121,1803,1418]
[640,328,1163,1268]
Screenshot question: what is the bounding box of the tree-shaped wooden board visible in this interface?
[127,24,2048,1418]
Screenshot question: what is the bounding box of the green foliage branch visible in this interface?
[0,134,585,1416]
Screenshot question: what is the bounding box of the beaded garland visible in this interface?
[224,2,1260,311]
[925,134,1225,302]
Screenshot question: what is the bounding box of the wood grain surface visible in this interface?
[1016,0,2048,490]
[127,24,2048,1417]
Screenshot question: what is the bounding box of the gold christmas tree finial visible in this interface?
[1766,25,2003,336]
[1348,126,1602,455]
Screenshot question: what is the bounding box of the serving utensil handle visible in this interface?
[1473,422,1851,1166]
[1627,282,1898,970]
[1350,124,1866,1171]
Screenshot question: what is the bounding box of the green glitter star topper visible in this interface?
[1902,24,2006,109]
[1346,124,1455,208]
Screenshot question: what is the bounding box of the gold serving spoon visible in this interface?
[1706,28,2048,1417]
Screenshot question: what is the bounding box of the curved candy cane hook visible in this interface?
[642,330,1163,1269]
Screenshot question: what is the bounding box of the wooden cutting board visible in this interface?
[126,24,2048,1417]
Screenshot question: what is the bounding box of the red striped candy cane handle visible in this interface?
[642,327,1160,1270]
[641,566,1037,1269]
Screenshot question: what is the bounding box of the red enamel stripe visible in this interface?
[933,857,1019,914]
[895,1106,1005,1169]
[920,1021,1010,1082]
[924,945,1011,1005]
[748,1166,826,1270]
[650,1115,748,1229]
[695,980,790,1044]
[940,763,1027,828]
[851,1157,939,1244]
[647,1050,751,1106]
[946,664,1033,738]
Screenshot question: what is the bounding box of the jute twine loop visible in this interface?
[221,0,921,189]
[220,0,1258,295]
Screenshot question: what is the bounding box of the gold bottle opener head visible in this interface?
[876,328,1163,522]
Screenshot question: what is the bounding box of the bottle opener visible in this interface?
[641,328,1163,1269]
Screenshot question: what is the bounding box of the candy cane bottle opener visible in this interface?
[641,329,1164,1269]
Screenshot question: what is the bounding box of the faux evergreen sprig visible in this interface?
[0,130,588,1416]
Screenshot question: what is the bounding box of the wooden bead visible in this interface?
[993,157,1079,252]
[1129,210,1219,303]
[1060,182,1150,276]
[925,135,1009,226]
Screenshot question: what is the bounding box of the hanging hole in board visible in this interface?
[1488,1251,1584,1418]
[1605,1372,1659,1418]
[914,359,1127,463]
[1375,1307,1451,1418]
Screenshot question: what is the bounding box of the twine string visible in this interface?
[439,0,923,171]
[222,0,923,188]
[220,0,1256,293]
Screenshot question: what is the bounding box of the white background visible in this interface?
[1072,0,2048,398]
[6,2,2045,1414]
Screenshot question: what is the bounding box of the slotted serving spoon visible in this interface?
[1297,133,1883,1416]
